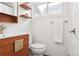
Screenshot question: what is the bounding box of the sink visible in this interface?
[0,33,14,39]
[0,32,29,39]
[0,34,4,38]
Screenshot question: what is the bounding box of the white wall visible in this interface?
[0,18,31,38]
[32,16,68,56]
[31,2,72,56]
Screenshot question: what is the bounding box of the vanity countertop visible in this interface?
[0,32,29,39]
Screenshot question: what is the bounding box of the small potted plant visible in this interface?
[0,24,6,34]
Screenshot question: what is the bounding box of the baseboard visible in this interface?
[43,55,49,56]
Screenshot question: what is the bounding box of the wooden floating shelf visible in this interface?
[0,12,18,23]
[20,3,31,10]
[20,15,32,19]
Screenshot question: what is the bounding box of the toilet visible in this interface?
[29,33,47,56]
[30,43,47,56]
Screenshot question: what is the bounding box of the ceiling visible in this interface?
[30,2,49,6]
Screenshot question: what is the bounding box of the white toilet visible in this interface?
[30,43,47,56]
[29,33,47,56]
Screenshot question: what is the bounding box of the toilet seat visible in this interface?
[30,43,46,49]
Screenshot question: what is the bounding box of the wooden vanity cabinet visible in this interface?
[0,3,18,23]
[0,34,29,56]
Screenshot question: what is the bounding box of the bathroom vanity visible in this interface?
[0,34,29,56]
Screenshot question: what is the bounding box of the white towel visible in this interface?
[29,33,32,47]
[52,19,63,43]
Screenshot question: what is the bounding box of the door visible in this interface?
[70,2,79,56]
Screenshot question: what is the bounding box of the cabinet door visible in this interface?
[0,3,13,15]
[0,3,18,16]
[1,44,13,56]
[13,5,18,16]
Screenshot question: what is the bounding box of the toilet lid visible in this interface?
[30,43,46,49]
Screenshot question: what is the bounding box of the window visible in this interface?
[32,2,63,17]
[32,3,47,17]
[48,2,63,14]
[37,4,47,15]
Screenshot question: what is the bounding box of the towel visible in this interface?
[52,19,63,43]
[29,33,32,47]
